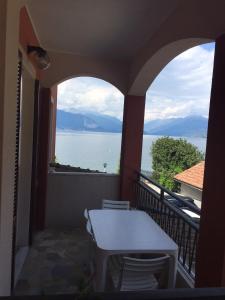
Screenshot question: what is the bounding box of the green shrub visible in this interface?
[151,137,204,191]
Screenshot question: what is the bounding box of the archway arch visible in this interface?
[41,51,128,95]
[55,76,124,174]
[55,74,125,95]
[140,41,214,173]
[129,38,213,96]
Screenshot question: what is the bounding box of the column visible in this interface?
[195,34,225,287]
[120,95,146,204]
[49,85,58,162]
[35,87,51,230]
[0,0,20,295]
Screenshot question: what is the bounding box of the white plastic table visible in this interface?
[89,209,178,291]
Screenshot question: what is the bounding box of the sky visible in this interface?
[57,42,215,121]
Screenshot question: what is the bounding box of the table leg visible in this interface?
[168,253,178,288]
[94,249,108,292]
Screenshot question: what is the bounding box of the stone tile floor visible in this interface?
[14,229,94,295]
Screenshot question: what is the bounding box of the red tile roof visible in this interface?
[174,161,205,190]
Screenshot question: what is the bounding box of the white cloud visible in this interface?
[58,43,215,121]
[57,77,124,119]
[145,44,215,121]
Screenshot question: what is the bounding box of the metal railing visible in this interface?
[134,172,200,280]
[10,288,225,300]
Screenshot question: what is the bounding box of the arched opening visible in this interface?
[134,42,215,281]
[129,38,213,96]
[141,41,215,197]
[141,42,215,179]
[54,76,124,174]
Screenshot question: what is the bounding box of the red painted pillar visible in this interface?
[35,87,51,230]
[195,34,225,287]
[49,85,58,162]
[120,95,146,204]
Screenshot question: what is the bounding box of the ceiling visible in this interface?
[26,0,181,60]
[26,0,225,93]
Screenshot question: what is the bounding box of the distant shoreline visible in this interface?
[56,129,207,139]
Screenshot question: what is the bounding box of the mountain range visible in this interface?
[56,109,208,137]
[144,115,208,137]
[57,110,122,133]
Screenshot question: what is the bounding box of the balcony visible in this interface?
[14,228,91,295]
[14,170,202,295]
[134,173,201,286]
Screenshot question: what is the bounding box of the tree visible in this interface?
[151,137,204,191]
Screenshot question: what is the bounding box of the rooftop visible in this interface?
[174,161,205,190]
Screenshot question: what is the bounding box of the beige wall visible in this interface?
[16,67,35,248]
[46,172,120,228]
[128,38,211,96]
[41,51,129,94]
[0,0,20,295]
[180,183,202,208]
[129,0,225,95]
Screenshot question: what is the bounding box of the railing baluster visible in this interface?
[134,171,200,280]
[183,222,190,267]
[189,230,198,274]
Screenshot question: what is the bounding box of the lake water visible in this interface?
[55,131,207,174]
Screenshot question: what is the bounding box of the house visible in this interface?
[174,161,205,208]
[1,0,225,297]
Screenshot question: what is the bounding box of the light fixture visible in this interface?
[27,45,50,70]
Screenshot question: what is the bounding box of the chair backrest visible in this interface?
[86,219,93,236]
[110,254,170,291]
[84,208,89,220]
[102,199,130,210]
[122,255,170,273]
[84,209,94,239]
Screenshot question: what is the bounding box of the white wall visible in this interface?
[46,172,120,228]
[180,183,202,208]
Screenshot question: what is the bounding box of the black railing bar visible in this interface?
[138,179,195,218]
[139,172,201,215]
[139,192,199,231]
[135,183,198,278]
[159,196,200,230]
[137,181,160,200]
[175,217,180,247]
[137,182,199,230]
[183,226,191,266]
[163,196,199,225]
[182,261,195,279]
[137,171,201,214]
[138,172,201,214]
[189,232,198,274]
[181,263,194,280]
[178,220,186,261]
[166,209,172,234]
[181,260,196,280]
[181,221,188,267]
[138,206,173,216]
[178,260,196,280]
[141,182,161,200]
[187,232,193,267]
[170,211,176,238]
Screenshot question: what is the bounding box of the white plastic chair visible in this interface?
[84,208,94,237]
[102,199,130,210]
[84,208,96,275]
[84,208,89,220]
[108,254,170,291]
[86,219,94,237]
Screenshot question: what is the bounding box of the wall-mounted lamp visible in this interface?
[27,45,50,70]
